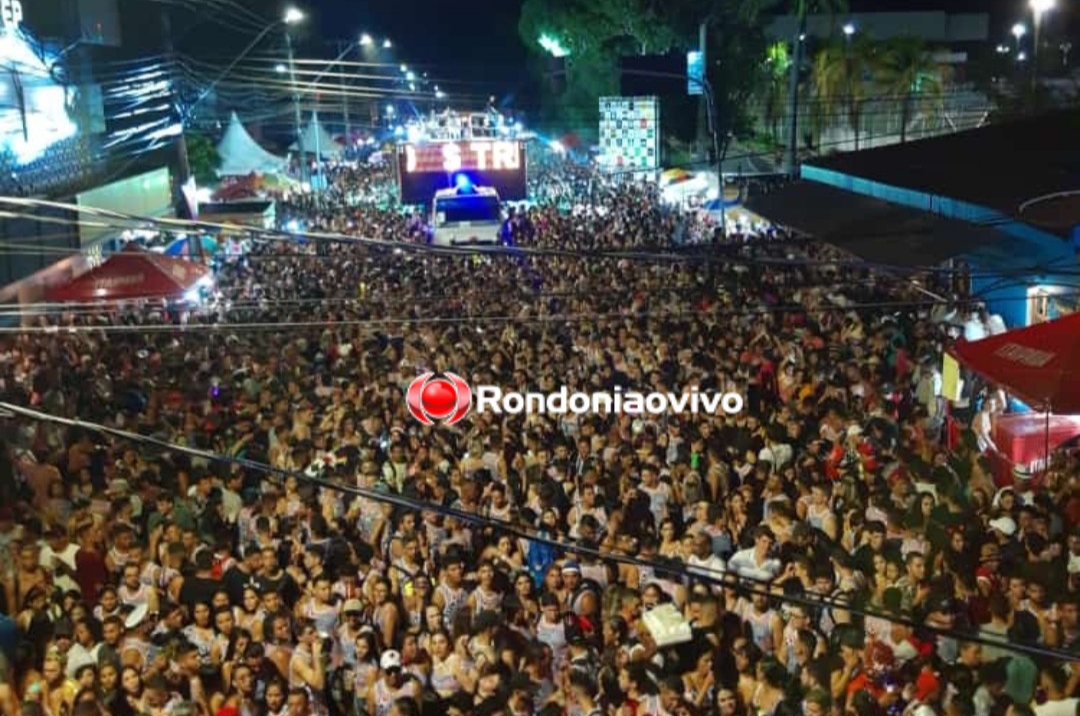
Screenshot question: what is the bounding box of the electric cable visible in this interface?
[2,400,1077,663]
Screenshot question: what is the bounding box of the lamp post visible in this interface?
[284,26,306,187]
[1012,22,1027,54]
[1030,0,1055,87]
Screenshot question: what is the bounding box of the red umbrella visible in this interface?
[949,312,1080,412]
[48,245,209,303]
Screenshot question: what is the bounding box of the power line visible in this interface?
[2,400,1075,663]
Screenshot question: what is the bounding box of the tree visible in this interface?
[783,0,848,171]
[811,35,874,151]
[702,4,771,163]
[874,36,948,143]
[759,41,791,145]
[519,0,684,130]
[185,133,220,185]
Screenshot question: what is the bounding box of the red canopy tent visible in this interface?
[47,244,210,303]
[949,312,1080,413]
[950,312,1080,483]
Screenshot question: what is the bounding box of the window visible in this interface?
[434,196,500,224]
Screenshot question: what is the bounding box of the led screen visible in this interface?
[0,31,77,164]
[597,96,660,173]
[395,140,527,204]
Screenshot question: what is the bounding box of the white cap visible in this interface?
[989,516,1017,537]
[380,650,402,670]
[125,603,149,630]
[1013,465,1034,481]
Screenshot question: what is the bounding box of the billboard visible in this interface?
[687,51,704,96]
[395,140,527,205]
[597,96,660,174]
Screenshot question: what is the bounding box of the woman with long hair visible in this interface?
[233,588,265,643]
[428,629,475,701]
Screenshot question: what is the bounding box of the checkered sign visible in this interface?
[598,96,660,173]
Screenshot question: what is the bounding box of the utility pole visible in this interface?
[337,41,352,148]
[285,31,306,186]
[696,21,709,162]
[784,17,806,177]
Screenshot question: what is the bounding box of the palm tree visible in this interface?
[760,41,790,145]
[783,0,848,172]
[811,35,874,151]
[875,36,948,143]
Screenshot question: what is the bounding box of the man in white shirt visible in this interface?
[1034,663,1079,716]
[39,526,80,595]
[727,526,782,583]
[685,530,726,583]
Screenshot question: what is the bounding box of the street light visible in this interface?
[359,33,373,46]
[383,39,392,48]
[284,7,305,24]
[842,22,855,37]
[1012,22,1027,51]
[275,63,287,73]
[1030,0,1054,86]
[538,33,569,57]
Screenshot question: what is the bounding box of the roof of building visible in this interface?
[805,110,1080,237]
[745,181,1019,268]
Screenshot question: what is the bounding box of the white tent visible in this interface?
[216,112,287,177]
[291,113,343,159]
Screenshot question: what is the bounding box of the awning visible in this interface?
[746,181,1012,267]
[47,244,209,302]
[949,312,1080,412]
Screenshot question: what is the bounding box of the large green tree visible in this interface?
[185,133,220,185]
[519,0,684,131]
[874,36,949,143]
[811,35,875,151]
[519,0,770,155]
[782,0,848,170]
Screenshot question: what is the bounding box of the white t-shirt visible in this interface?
[1035,698,1080,716]
[686,554,727,580]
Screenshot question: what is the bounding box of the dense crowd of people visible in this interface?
[0,153,1077,716]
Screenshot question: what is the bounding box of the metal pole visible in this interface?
[285,31,306,186]
[338,41,352,148]
[785,18,806,177]
[697,21,709,161]
[704,80,726,239]
[1033,14,1042,90]
[313,110,322,196]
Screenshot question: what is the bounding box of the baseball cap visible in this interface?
[380,650,402,671]
[561,560,581,574]
[989,516,1017,537]
[914,670,941,702]
[343,599,363,615]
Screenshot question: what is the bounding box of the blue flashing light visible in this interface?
[453,173,474,192]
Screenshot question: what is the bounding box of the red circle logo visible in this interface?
[406,372,472,426]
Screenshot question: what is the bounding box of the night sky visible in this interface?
[315,0,530,92]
